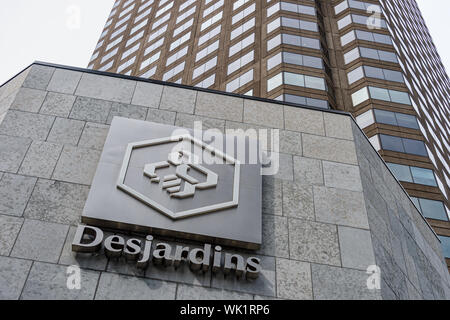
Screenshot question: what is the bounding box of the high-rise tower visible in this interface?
[88,0,450,270]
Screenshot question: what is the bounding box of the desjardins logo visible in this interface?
[72,225,261,280]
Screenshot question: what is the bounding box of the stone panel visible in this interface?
[70,96,112,124]
[244,100,284,129]
[132,82,164,108]
[276,259,312,300]
[0,256,32,300]
[160,86,197,113]
[0,215,24,256]
[18,141,62,179]
[338,226,376,271]
[23,65,54,90]
[11,87,47,113]
[40,92,77,117]
[282,181,314,220]
[314,186,369,229]
[46,69,82,94]
[95,273,176,300]
[11,219,69,263]
[0,110,55,141]
[312,264,381,300]
[303,134,358,165]
[289,219,341,267]
[52,146,102,185]
[24,179,90,225]
[47,118,84,146]
[75,73,136,103]
[195,92,244,122]
[284,106,325,135]
[0,135,32,173]
[21,262,98,300]
[0,173,37,217]
[78,122,110,150]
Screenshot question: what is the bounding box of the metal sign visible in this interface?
[81,117,262,250]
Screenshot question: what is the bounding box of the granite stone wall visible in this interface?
[0,63,448,300]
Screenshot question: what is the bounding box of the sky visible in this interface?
[0,0,450,85]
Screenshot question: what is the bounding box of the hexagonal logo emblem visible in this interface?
[82,117,262,250]
[116,134,241,220]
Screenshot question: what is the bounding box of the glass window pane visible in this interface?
[283,52,302,65]
[379,51,397,63]
[410,197,421,212]
[438,236,450,258]
[374,109,397,126]
[306,97,329,109]
[383,69,404,83]
[360,47,379,60]
[369,86,390,101]
[284,94,306,105]
[301,37,320,49]
[351,87,369,106]
[285,72,304,87]
[389,90,411,105]
[303,55,322,69]
[304,75,325,90]
[364,66,384,79]
[344,47,360,64]
[387,163,413,183]
[411,167,437,186]
[395,113,419,129]
[347,66,364,84]
[267,73,283,91]
[420,199,448,221]
[380,135,404,152]
[267,52,282,70]
[403,138,428,156]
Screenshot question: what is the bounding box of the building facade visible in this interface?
[0,63,449,300]
[88,0,450,271]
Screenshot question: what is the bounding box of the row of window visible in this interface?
[337,13,387,30]
[275,94,329,109]
[387,162,437,187]
[352,86,411,106]
[411,197,448,222]
[334,0,382,15]
[356,108,419,130]
[347,65,404,85]
[344,46,398,64]
[267,1,316,18]
[267,51,323,71]
[371,134,428,157]
[341,29,392,47]
[267,16,318,34]
[268,72,327,92]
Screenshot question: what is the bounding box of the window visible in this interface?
[267,72,326,92]
[379,134,428,157]
[226,69,253,92]
[267,2,316,17]
[351,86,411,106]
[267,34,321,52]
[438,236,450,258]
[267,17,318,34]
[411,197,448,221]
[283,94,329,109]
[373,109,419,129]
[267,52,323,70]
[387,163,437,187]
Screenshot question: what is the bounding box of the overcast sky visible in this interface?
[1,0,449,85]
